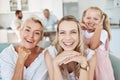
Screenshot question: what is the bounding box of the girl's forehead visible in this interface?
[86,9,101,14]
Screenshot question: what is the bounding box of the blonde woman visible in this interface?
[44,15,96,80]
[0,16,49,80]
[81,7,115,80]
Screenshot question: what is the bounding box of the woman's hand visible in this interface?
[62,51,87,65]
[53,50,87,66]
[18,46,31,63]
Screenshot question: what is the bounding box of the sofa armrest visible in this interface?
[109,54,120,80]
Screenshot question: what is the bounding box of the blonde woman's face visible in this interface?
[58,21,79,51]
[83,9,102,32]
[20,20,43,49]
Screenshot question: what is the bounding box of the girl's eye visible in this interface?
[94,18,98,20]
[87,17,91,19]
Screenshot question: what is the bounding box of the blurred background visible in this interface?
[0,0,120,58]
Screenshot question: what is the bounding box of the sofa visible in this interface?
[0,43,120,80]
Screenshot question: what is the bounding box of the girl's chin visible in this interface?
[87,29,94,32]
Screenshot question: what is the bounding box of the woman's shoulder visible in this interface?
[44,45,57,58]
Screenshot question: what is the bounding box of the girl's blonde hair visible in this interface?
[82,6,111,40]
[53,15,85,78]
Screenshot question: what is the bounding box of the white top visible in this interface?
[0,45,49,80]
[11,17,22,30]
[82,30,108,50]
[41,14,57,28]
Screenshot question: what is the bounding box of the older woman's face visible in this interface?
[20,20,43,49]
[58,21,79,51]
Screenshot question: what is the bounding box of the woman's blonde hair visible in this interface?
[53,15,85,79]
[82,6,111,40]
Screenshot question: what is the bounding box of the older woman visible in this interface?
[0,16,49,80]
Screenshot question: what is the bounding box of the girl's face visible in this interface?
[20,20,43,49]
[58,21,79,51]
[83,9,102,32]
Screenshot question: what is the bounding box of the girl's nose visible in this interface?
[89,19,94,23]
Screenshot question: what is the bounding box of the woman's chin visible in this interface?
[23,45,35,49]
[63,48,74,51]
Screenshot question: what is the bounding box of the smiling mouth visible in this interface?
[26,39,34,43]
[63,42,74,46]
[87,23,95,28]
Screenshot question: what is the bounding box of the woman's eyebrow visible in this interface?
[26,26,31,29]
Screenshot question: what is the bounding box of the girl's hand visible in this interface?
[80,22,88,30]
[18,46,31,63]
[94,23,103,30]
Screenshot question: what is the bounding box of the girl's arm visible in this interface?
[88,53,96,80]
[44,50,63,80]
[90,25,102,50]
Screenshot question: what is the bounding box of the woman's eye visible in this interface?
[71,31,77,34]
[59,32,65,34]
[25,29,30,32]
[35,32,40,35]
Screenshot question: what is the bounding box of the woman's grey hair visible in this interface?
[21,15,44,39]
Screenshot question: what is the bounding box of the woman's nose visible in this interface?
[65,34,71,40]
[29,32,34,38]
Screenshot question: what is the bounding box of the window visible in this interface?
[63,2,79,20]
[9,0,28,11]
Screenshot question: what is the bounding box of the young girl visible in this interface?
[44,15,96,80]
[81,7,115,80]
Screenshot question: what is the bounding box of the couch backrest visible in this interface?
[0,41,51,53]
[0,43,17,53]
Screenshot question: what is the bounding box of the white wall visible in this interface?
[110,29,120,58]
[0,0,10,13]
